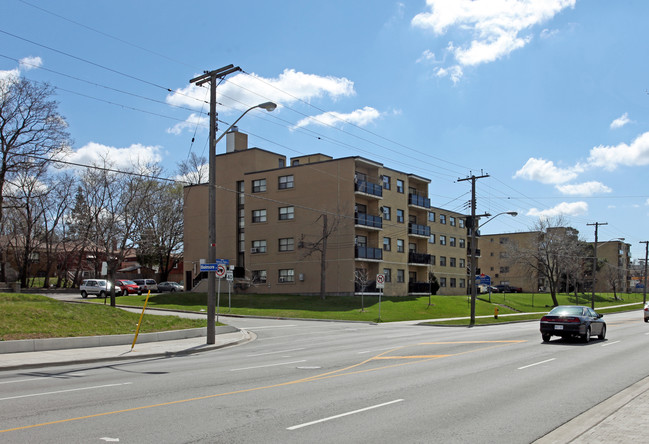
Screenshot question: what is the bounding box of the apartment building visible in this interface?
[183,129,469,297]
[477,229,631,293]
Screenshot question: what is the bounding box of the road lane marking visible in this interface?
[245,324,297,330]
[358,346,402,354]
[518,358,556,370]
[230,360,307,371]
[287,399,404,430]
[602,341,621,347]
[247,348,305,357]
[0,382,132,401]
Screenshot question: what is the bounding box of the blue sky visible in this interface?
[2,0,648,261]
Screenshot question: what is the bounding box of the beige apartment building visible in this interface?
[477,229,631,293]
[183,129,469,297]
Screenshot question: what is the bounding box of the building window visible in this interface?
[431,255,436,265]
[459,218,465,228]
[278,269,294,283]
[396,179,404,193]
[251,240,266,253]
[279,206,294,220]
[440,256,447,266]
[355,235,367,247]
[459,238,466,248]
[383,237,391,251]
[440,235,446,246]
[439,214,446,224]
[252,209,267,223]
[396,209,404,223]
[409,242,417,253]
[459,258,466,268]
[450,216,456,227]
[450,278,456,288]
[383,268,392,282]
[428,234,435,244]
[499,237,509,244]
[450,237,456,247]
[382,206,391,220]
[252,270,267,283]
[252,179,266,193]
[450,257,456,267]
[382,175,391,190]
[428,211,435,222]
[500,266,510,273]
[397,269,405,283]
[279,238,294,252]
[397,239,405,253]
[278,175,294,189]
[440,277,447,287]
[459,278,466,288]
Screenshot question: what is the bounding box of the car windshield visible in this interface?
[122,280,136,285]
[549,306,583,316]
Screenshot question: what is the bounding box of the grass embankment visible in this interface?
[0,293,207,341]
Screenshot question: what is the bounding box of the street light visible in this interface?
[469,211,517,326]
[206,101,277,344]
[591,237,624,309]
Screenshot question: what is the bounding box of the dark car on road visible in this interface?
[494,284,522,293]
[540,305,606,343]
[158,281,184,292]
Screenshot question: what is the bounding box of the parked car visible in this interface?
[494,284,522,293]
[540,305,606,343]
[80,279,114,298]
[115,279,142,296]
[644,302,649,322]
[132,279,158,293]
[158,281,184,292]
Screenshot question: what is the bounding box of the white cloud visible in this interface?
[540,28,559,39]
[514,157,581,184]
[0,68,20,82]
[19,56,42,71]
[166,69,355,112]
[610,112,632,129]
[291,106,382,130]
[64,142,163,172]
[646,198,649,206]
[417,49,439,63]
[587,131,649,170]
[555,181,612,196]
[412,0,575,75]
[435,65,463,83]
[167,113,208,135]
[527,201,588,218]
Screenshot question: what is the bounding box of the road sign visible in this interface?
[226,270,233,282]
[215,264,227,278]
[475,274,491,285]
[200,259,230,272]
[376,273,385,289]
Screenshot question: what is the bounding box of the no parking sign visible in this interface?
[376,273,385,289]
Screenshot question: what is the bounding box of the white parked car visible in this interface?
[80,279,114,298]
[644,303,649,323]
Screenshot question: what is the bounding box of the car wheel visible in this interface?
[99,291,107,298]
[171,288,176,292]
[645,318,648,323]
[599,325,606,340]
[81,291,88,298]
[542,333,551,342]
[582,327,591,343]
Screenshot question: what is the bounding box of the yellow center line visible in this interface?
[1,339,526,434]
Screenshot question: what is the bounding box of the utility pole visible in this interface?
[587,222,607,309]
[189,64,241,345]
[320,214,327,300]
[641,241,649,304]
[458,173,489,326]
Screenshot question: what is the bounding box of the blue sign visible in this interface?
[200,259,229,272]
[475,274,491,285]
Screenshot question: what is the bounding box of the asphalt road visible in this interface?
[1,307,648,443]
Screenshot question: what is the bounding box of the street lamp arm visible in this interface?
[477,211,518,229]
[214,102,277,146]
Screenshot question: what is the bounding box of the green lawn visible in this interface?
[0,293,208,341]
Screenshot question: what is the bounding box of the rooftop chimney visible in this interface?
[226,126,248,152]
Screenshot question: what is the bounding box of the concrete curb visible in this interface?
[0,326,237,354]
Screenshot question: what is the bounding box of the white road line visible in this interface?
[230,360,307,371]
[247,348,305,357]
[518,358,556,370]
[0,382,132,401]
[287,399,404,430]
[602,341,621,347]
[245,325,297,330]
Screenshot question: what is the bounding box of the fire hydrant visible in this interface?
[494,307,499,319]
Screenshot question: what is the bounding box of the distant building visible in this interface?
[182,129,469,296]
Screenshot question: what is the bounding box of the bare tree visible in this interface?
[354,264,370,312]
[601,260,623,300]
[299,213,341,300]
[0,77,70,281]
[177,152,207,185]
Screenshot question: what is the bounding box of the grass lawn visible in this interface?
[0,293,208,341]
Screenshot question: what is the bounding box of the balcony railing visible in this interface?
[408,194,431,209]
[408,282,431,293]
[355,180,383,198]
[467,248,481,257]
[408,223,431,237]
[355,212,383,229]
[408,252,433,265]
[355,246,383,260]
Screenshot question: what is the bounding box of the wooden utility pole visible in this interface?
[320,214,327,300]
[587,222,607,309]
[641,241,649,304]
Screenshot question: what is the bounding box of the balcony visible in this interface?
[408,282,431,294]
[355,180,382,198]
[408,223,431,237]
[408,252,433,265]
[355,246,383,261]
[408,194,431,209]
[467,248,481,258]
[355,212,382,230]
